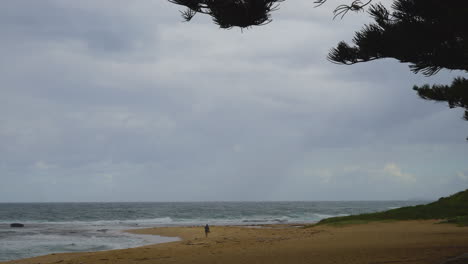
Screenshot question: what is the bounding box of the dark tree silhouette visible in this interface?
[168,0,372,28]
[413,78,468,140]
[414,78,468,121]
[168,0,468,139]
[328,0,468,139]
[328,1,468,76]
[168,0,284,29]
[314,0,373,19]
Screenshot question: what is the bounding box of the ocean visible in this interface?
[0,201,428,261]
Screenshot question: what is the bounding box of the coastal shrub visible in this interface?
[314,189,468,226]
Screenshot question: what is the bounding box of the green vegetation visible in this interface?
[440,216,468,227]
[315,189,468,226]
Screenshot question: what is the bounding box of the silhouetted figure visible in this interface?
[204,224,210,238]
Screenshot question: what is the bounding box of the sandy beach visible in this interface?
[3,220,468,264]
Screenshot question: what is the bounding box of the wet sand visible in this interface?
[3,220,468,264]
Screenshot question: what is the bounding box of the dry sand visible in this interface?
[3,220,468,264]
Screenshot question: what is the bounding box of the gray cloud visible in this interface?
[0,0,467,202]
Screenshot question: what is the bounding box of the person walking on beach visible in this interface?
[204,224,210,238]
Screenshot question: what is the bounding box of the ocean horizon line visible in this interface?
[0,199,434,204]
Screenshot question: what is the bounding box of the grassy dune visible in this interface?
[316,189,468,226]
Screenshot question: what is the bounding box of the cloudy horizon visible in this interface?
[1,0,467,202]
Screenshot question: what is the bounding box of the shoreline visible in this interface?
[3,220,468,264]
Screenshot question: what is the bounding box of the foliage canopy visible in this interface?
[168,0,284,29]
[168,0,468,139]
[328,0,468,76]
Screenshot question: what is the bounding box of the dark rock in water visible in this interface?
[10,223,24,228]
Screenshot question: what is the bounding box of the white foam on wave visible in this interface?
[238,215,299,224]
[1,213,348,230]
[0,223,179,262]
[313,213,349,220]
[0,217,174,227]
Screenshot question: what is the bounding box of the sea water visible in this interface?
[0,201,428,261]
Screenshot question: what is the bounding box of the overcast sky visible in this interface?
[1,0,467,202]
